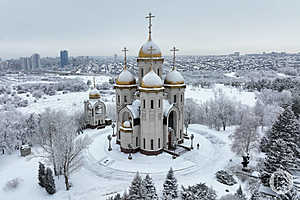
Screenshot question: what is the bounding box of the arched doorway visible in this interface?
[167,110,177,150]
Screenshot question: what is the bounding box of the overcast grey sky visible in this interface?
[0,0,299,59]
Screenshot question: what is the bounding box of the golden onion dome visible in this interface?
[164,69,185,85]
[89,88,100,99]
[138,39,162,58]
[116,69,136,85]
[141,70,163,88]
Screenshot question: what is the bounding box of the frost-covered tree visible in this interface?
[162,168,178,200]
[261,139,295,186]
[38,162,46,187]
[45,167,56,194]
[128,172,143,200]
[181,182,217,200]
[277,187,300,200]
[230,111,260,156]
[264,106,300,165]
[36,108,91,190]
[184,98,198,133]
[141,174,158,200]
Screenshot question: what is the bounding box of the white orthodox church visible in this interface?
[114,13,186,155]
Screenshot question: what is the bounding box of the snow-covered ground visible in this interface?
[0,124,242,200]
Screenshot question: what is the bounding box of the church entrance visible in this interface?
[167,111,177,150]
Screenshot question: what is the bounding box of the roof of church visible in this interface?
[116,69,136,85]
[138,39,162,58]
[89,88,100,99]
[164,69,185,85]
[141,70,163,88]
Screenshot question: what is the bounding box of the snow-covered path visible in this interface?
[81,124,238,197]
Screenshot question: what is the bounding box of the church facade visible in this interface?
[114,13,186,155]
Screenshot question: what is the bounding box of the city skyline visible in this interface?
[1,0,300,59]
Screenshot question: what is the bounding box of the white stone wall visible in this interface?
[140,91,164,151]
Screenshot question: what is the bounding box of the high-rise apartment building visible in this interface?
[31,53,40,70]
[60,50,69,67]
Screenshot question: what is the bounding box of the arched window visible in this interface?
[141,68,144,77]
[158,99,161,108]
[151,100,154,109]
[174,95,177,103]
[157,68,160,77]
[143,99,146,109]
[143,138,146,149]
[136,137,138,147]
[158,138,160,148]
[151,139,154,150]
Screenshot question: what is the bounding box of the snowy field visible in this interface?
[0,124,242,200]
[0,74,258,200]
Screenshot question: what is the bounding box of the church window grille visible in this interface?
[151,139,154,150]
[174,95,177,103]
[143,138,146,149]
[151,100,154,109]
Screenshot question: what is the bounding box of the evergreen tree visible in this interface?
[181,183,217,200]
[45,168,56,195]
[38,162,46,187]
[128,172,143,200]
[141,174,158,200]
[278,187,300,200]
[162,168,178,200]
[266,106,300,163]
[261,139,295,186]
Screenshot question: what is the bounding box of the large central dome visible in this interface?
[138,39,162,58]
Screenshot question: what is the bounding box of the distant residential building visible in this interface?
[233,52,240,57]
[21,57,32,71]
[60,50,69,67]
[31,53,40,70]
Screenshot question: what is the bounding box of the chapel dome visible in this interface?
[164,69,185,85]
[122,121,132,128]
[138,39,162,58]
[141,70,163,88]
[89,88,100,99]
[116,69,136,85]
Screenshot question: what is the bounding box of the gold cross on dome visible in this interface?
[122,47,128,70]
[146,12,155,40]
[170,46,179,70]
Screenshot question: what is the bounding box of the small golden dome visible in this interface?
[164,69,185,85]
[141,70,163,88]
[122,121,132,128]
[116,69,136,85]
[89,88,100,99]
[138,39,162,58]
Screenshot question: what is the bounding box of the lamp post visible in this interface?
[112,123,116,137]
[190,134,194,150]
[107,135,112,151]
[128,144,132,160]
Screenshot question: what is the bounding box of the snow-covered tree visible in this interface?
[162,168,178,200]
[128,172,143,200]
[181,182,217,200]
[264,106,300,165]
[230,111,260,156]
[141,174,158,200]
[261,139,295,186]
[184,98,198,133]
[38,162,46,187]
[36,108,91,190]
[45,167,56,194]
